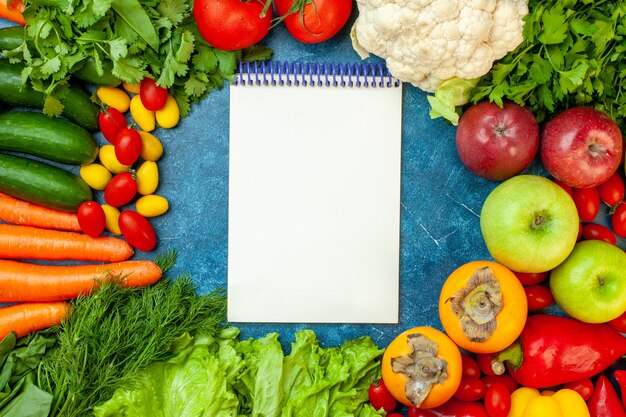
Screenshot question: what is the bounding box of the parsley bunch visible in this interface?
[2,0,271,117]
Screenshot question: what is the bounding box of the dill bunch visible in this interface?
[37,251,227,417]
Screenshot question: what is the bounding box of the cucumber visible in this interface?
[0,111,99,165]
[0,153,92,212]
[0,27,120,86]
[0,61,99,131]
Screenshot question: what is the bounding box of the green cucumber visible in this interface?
[0,61,99,131]
[0,111,99,165]
[0,26,23,51]
[0,153,92,212]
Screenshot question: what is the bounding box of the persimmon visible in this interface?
[382,326,462,409]
[439,261,527,354]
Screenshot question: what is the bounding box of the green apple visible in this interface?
[480,175,579,273]
[550,240,626,323]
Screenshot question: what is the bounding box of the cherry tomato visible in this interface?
[193,0,272,51]
[461,353,481,379]
[476,354,497,376]
[453,377,486,402]
[368,379,396,413]
[563,378,594,401]
[598,172,625,206]
[274,0,352,44]
[114,128,143,166]
[407,408,436,417]
[77,201,106,237]
[139,78,169,111]
[98,108,127,145]
[611,203,626,238]
[484,382,511,417]
[513,270,548,286]
[386,414,404,417]
[582,223,617,245]
[480,374,518,394]
[104,172,137,207]
[552,178,573,199]
[572,187,600,222]
[118,210,157,251]
[524,285,554,311]
[577,222,583,242]
[607,309,626,333]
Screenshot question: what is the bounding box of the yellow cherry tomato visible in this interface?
[155,95,179,128]
[79,163,112,190]
[382,326,462,409]
[99,145,131,174]
[136,161,159,195]
[138,131,164,161]
[101,204,121,235]
[130,95,156,132]
[439,261,527,354]
[96,86,131,113]
[136,195,169,217]
[122,82,140,95]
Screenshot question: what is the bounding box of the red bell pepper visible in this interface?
[492,314,626,388]
[614,370,626,410]
[408,399,488,417]
[588,375,626,417]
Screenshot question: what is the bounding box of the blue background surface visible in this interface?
[0,8,623,351]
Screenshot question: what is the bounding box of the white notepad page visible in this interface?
[228,69,402,323]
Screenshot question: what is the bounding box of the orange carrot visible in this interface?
[0,0,25,25]
[0,259,162,302]
[0,224,134,261]
[0,302,70,340]
[0,192,81,232]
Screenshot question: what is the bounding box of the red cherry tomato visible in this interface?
[480,374,518,394]
[407,407,436,417]
[368,379,396,413]
[453,377,486,402]
[104,172,137,207]
[461,353,481,379]
[386,414,404,417]
[582,223,617,245]
[563,378,594,401]
[118,210,157,251]
[115,128,143,166]
[484,382,511,417]
[598,172,625,206]
[513,270,549,286]
[476,353,497,376]
[98,108,127,145]
[77,201,106,237]
[274,0,352,44]
[139,78,169,111]
[572,187,600,222]
[552,178,573,198]
[607,309,626,333]
[524,285,554,311]
[577,222,583,242]
[612,203,626,238]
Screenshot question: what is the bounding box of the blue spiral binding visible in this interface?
[233,61,401,88]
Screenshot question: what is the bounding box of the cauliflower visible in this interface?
[351,0,529,93]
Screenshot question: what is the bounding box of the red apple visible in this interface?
[541,107,623,188]
[456,101,540,181]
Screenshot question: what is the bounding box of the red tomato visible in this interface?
[612,203,626,238]
[407,408,436,417]
[572,187,600,222]
[480,374,518,394]
[98,108,127,145]
[140,78,168,111]
[274,0,352,44]
[598,172,625,206]
[563,378,594,401]
[368,379,396,413]
[386,414,404,417]
[461,353,481,379]
[476,354,497,376]
[118,210,157,251]
[513,270,548,286]
[193,0,272,51]
[115,128,143,166]
[77,201,106,237]
[453,377,486,402]
[582,223,617,245]
[484,382,511,417]
[577,222,583,242]
[104,172,137,207]
[552,178,573,198]
[607,310,626,333]
[524,285,554,311]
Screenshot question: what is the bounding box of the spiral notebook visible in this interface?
[228,61,403,323]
